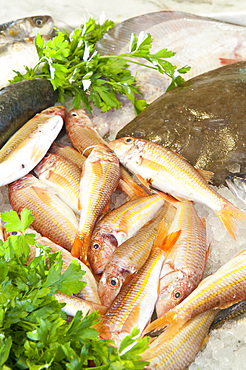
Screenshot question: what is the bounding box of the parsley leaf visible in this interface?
[10,17,190,114]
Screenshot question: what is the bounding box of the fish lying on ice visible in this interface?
[0,15,54,45]
[226,173,246,207]
[109,137,246,240]
[0,78,58,147]
[0,105,66,186]
[92,11,246,139]
[116,61,246,186]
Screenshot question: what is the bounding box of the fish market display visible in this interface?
[0,105,66,186]
[0,79,58,146]
[156,200,207,317]
[34,151,81,214]
[88,193,165,274]
[109,137,246,240]
[0,15,54,45]
[1,10,246,370]
[71,143,121,264]
[226,173,246,206]
[8,174,79,251]
[116,61,246,185]
[93,11,246,139]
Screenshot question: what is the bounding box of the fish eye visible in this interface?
[71,112,78,117]
[173,290,182,299]
[108,277,119,288]
[34,17,44,27]
[93,243,100,250]
[11,231,18,235]
[125,138,133,143]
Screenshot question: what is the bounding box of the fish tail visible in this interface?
[215,200,246,240]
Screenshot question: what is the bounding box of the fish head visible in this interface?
[27,15,54,36]
[89,143,120,165]
[98,265,125,306]
[34,153,57,178]
[88,232,118,274]
[65,108,95,129]
[108,137,145,163]
[42,105,66,121]
[156,270,197,317]
[226,172,246,205]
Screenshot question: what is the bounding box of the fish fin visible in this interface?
[32,186,52,203]
[118,176,150,199]
[135,174,152,191]
[153,218,181,256]
[196,168,214,183]
[201,217,206,231]
[102,199,111,215]
[91,160,103,177]
[143,312,182,339]
[78,198,82,210]
[219,57,241,65]
[154,190,180,206]
[215,200,246,240]
[205,242,211,265]
[71,234,90,266]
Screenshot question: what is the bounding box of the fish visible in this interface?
[92,11,246,140]
[108,137,246,240]
[116,61,246,185]
[88,193,166,274]
[141,309,219,370]
[144,248,246,339]
[95,222,180,348]
[0,78,58,146]
[49,142,86,170]
[0,105,66,187]
[8,174,78,251]
[226,173,246,207]
[71,143,121,264]
[65,108,107,156]
[65,108,148,200]
[54,292,107,317]
[98,204,176,306]
[156,200,208,317]
[34,151,81,214]
[0,15,54,44]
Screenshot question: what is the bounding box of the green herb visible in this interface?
[0,209,149,369]
[10,17,190,114]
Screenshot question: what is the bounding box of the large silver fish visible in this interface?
[91,11,246,140]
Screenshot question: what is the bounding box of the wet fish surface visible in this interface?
[117,61,246,186]
[0,79,58,146]
[92,11,246,139]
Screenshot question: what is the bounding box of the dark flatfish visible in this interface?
[117,61,246,185]
[0,78,58,147]
[91,11,246,139]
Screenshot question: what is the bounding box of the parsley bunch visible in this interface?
[10,17,190,114]
[0,209,149,369]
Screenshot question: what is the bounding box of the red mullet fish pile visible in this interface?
[5,107,246,369]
